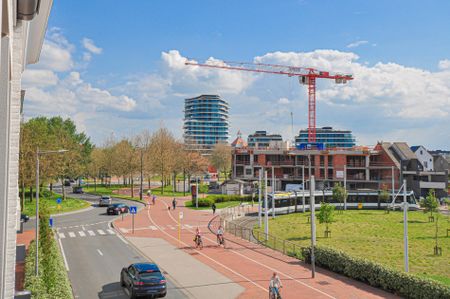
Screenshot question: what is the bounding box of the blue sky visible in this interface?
[22,0,450,148]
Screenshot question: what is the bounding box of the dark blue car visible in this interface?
[120,263,167,298]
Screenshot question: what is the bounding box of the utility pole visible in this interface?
[195,176,199,209]
[310,175,316,278]
[35,148,40,276]
[258,169,262,227]
[403,179,409,272]
[271,166,275,219]
[264,170,269,240]
[302,164,306,213]
[391,166,395,203]
[139,148,143,201]
[344,164,347,210]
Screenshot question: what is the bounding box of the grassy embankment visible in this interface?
[254,210,450,286]
[22,190,90,216]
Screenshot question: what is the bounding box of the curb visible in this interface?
[109,210,196,299]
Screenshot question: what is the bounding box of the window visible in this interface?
[245,168,252,175]
[420,150,423,155]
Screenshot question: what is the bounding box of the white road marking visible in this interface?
[116,233,129,245]
[82,225,86,231]
[78,231,86,237]
[58,236,70,271]
[120,228,129,233]
[58,233,65,239]
[97,249,103,256]
[68,232,76,238]
[97,229,106,235]
[149,225,157,231]
[184,224,193,229]
[107,229,115,235]
[88,230,95,236]
[167,225,176,230]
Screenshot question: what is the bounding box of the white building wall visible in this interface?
[413,146,434,171]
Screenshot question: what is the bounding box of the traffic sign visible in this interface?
[56,198,62,204]
[179,212,183,219]
[57,204,61,210]
[49,218,53,227]
[129,206,137,214]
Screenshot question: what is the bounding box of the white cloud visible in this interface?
[346,40,369,48]
[82,38,103,54]
[438,59,450,70]
[278,97,290,105]
[22,69,58,88]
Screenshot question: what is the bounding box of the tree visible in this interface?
[420,189,439,222]
[332,182,347,213]
[148,127,176,194]
[317,202,335,238]
[210,143,231,181]
[87,148,104,191]
[379,185,390,212]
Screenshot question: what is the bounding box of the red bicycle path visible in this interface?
[113,196,398,299]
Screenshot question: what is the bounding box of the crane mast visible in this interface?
[185,59,353,144]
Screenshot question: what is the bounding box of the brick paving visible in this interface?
[114,197,398,299]
[15,229,35,291]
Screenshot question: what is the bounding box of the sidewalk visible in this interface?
[114,197,398,299]
[15,229,35,291]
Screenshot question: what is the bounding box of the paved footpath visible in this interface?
[114,197,398,299]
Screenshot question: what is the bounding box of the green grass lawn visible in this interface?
[184,200,248,210]
[254,210,450,286]
[22,193,91,216]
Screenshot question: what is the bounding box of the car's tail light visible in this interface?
[134,281,144,286]
[159,280,166,284]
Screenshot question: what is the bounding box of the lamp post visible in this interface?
[139,148,144,202]
[35,148,68,276]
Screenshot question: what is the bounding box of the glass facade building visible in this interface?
[295,126,356,148]
[247,131,283,148]
[184,95,229,153]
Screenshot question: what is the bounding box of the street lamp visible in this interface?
[139,148,144,202]
[35,148,68,276]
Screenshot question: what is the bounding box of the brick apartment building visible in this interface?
[231,140,449,199]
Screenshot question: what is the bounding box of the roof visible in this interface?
[134,263,160,272]
[392,142,417,160]
[410,145,421,152]
[231,136,247,148]
[380,142,400,168]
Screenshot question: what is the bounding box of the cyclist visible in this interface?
[217,225,225,246]
[194,227,203,249]
[269,272,282,299]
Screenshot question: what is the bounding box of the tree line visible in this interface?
[19,116,232,207]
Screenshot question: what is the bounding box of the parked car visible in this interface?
[107,203,129,215]
[98,196,112,207]
[63,180,71,187]
[20,214,29,223]
[72,186,84,194]
[120,263,167,298]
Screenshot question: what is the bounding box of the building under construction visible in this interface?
[230,136,449,200]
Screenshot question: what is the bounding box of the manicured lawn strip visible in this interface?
[22,192,91,216]
[184,200,246,210]
[254,210,450,286]
[82,185,146,204]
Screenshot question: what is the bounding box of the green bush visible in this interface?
[197,198,214,207]
[40,189,53,198]
[206,195,252,203]
[301,246,450,299]
[24,203,73,298]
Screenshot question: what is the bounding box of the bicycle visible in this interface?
[269,287,282,299]
[217,234,226,247]
[194,235,203,249]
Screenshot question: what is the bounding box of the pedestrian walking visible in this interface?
[172,198,177,210]
[152,194,156,205]
[147,189,151,196]
[212,203,216,215]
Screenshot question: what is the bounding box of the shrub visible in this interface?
[301,246,450,299]
[40,189,53,198]
[197,198,214,207]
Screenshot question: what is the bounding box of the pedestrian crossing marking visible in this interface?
[78,231,86,237]
[68,232,76,238]
[107,229,115,235]
[88,230,95,236]
[97,229,106,235]
[58,233,65,239]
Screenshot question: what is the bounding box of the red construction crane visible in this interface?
[185,59,353,143]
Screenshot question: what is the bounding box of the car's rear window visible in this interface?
[139,271,162,279]
[101,196,110,200]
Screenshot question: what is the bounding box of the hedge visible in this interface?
[207,195,253,203]
[301,246,450,299]
[24,203,73,298]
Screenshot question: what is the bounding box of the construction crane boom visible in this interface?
[185,59,353,143]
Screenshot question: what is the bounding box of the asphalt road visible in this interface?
[26,186,187,299]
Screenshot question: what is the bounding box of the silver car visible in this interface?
[99,195,112,207]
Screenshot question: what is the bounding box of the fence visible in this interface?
[213,206,306,260]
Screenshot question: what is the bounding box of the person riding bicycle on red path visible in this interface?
[269,272,282,298]
[217,225,224,245]
[194,227,203,249]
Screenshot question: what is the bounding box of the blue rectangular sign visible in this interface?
[49,218,53,227]
[129,206,137,214]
